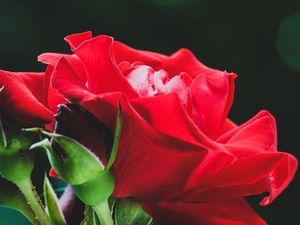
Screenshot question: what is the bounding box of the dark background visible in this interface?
[0,0,299,224]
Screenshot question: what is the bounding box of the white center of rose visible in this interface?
[119,61,192,105]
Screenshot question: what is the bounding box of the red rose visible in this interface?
[37,32,297,225]
[1,31,297,225]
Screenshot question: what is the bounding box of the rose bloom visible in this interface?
[0,31,297,225]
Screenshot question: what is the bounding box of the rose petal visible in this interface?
[260,152,297,206]
[158,48,222,78]
[44,65,66,112]
[181,148,235,194]
[64,31,93,51]
[113,41,162,68]
[114,43,222,78]
[183,152,297,206]
[162,72,193,104]
[39,53,80,115]
[73,35,138,98]
[124,65,156,97]
[144,199,267,225]
[51,57,94,102]
[190,72,236,139]
[48,168,58,178]
[38,53,87,82]
[81,93,233,201]
[217,111,277,157]
[209,153,288,187]
[131,93,204,145]
[42,65,66,131]
[220,119,237,134]
[0,70,54,124]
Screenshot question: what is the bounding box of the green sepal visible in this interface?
[80,206,100,225]
[114,198,153,225]
[0,178,38,224]
[43,175,66,225]
[73,170,114,206]
[0,115,35,185]
[105,103,122,171]
[108,197,117,213]
[73,104,122,206]
[0,121,34,184]
[0,115,7,148]
[0,147,34,184]
[28,134,115,206]
[27,131,104,185]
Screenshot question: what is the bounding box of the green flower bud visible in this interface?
[27,103,122,206]
[0,111,34,184]
[29,132,104,185]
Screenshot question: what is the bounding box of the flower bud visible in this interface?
[29,132,105,185]
[28,103,122,206]
[0,111,34,184]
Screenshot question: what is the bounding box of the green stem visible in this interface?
[17,179,52,225]
[17,206,40,225]
[93,201,114,225]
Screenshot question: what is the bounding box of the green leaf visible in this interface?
[114,198,153,225]
[80,206,100,225]
[43,175,66,225]
[105,103,122,171]
[0,178,38,224]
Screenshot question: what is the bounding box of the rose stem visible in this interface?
[16,178,52,225]
[93,200,114,225]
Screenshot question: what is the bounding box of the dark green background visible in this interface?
[0,0,300,224]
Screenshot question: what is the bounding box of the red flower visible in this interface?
[38,32,297,225]
[1,31,297,225]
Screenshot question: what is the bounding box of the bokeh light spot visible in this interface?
[276,13,300,71]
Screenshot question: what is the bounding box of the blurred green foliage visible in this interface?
[0,0,299,224]
[0,208,30,225]
[276,13,300,71]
